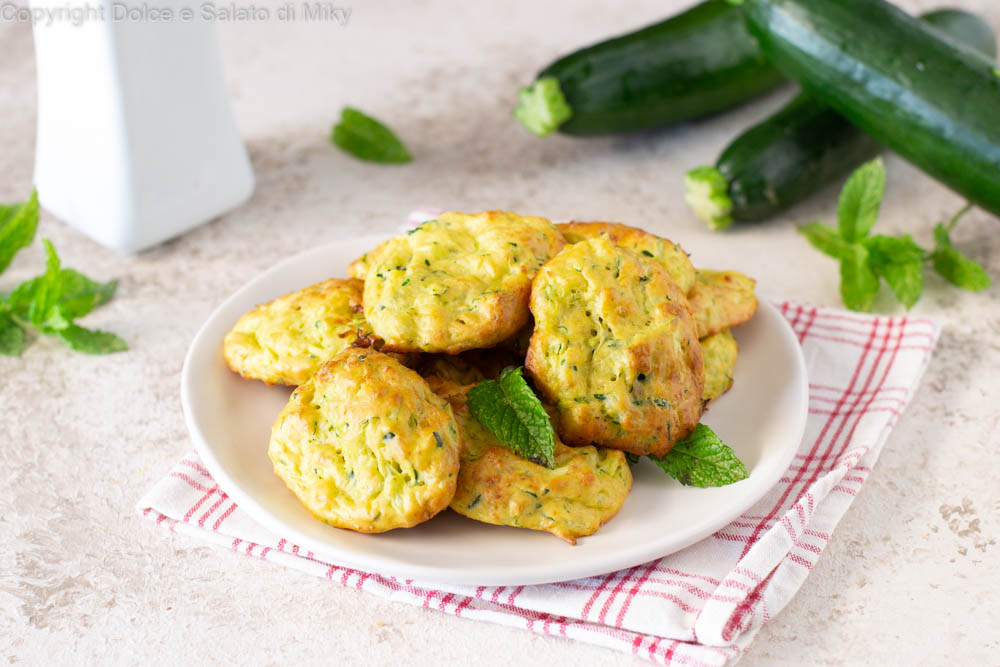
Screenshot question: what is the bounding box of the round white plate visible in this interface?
[182,235,808,586]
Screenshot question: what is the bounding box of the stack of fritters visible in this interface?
[223,211,757,542]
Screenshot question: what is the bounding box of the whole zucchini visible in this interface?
[514,0,786,136]
[735,0,1000,219]
[684,8,998,229]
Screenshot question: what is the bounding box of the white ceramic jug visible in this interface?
[31,0,254,252]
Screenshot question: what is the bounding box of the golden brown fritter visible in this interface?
[687,269,758,338]
[223,278,371,386]
[347,239,391,281]
[557,221,696,295]
[426,377,632,544]
[363,211,565,354]
[701,329,738,402]
[526,237,704,457]
[269,349,461,533]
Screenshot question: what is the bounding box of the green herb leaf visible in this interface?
[6,275,42,313]
[0,189,40,275]
[28,239,64,326]
[3,238,126,354]
[837,157,885,242]
[331,107,412,164]
[931,222,991,291]
[650,424,748,487]
[55,324,128,354]
[864,234,926,308]
[0,311,26,356]
[467,366,556,468]
[839,244,880,312]
[797,222,852,260]
[53,269,118,320]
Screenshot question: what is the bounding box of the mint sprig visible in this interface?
[624,423,749,488]
[650,424,748,487]
[930,204,991,291]
[798,158,990,311]
[467,366,557,468]
[331,107,412,164]
[0,191,126,356]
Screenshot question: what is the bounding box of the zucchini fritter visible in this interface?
[363,211,565,354]
[557,221,696,295]
[427,377,632,544]
[687,269,758,338]
[526,238,704,457]
[701,329,738,402]
[347,239,390,280]
[268,349,461,533]
[223,278,371,386]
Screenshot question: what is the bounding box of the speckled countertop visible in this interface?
[1,1,998,664]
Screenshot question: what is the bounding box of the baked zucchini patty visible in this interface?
[526,237,704,457]
[363,211,564,354]
[268,349,461,533]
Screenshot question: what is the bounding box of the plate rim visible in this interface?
[181,235,809,586]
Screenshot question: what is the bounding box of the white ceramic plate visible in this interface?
[182,235,808,586]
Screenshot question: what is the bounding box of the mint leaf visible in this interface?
[798,222,852,260]
[7,269,116,323]
[331,107,412,164]
[467,366,556,468]
[0,189,40,275]
[3,239,126,354]
[837,157,885,242]
[651,424,748,487]
[55,324,128,354]
[27,239,63,326]
[6,275,42,314]
[839,244,880,312]
[931,223,990,291]
[0,311,26,356]
[54,269,118,320]
[864,234,926,308]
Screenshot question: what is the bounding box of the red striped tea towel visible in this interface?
[140,300,938,666]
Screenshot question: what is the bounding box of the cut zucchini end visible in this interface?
[514,76,572,137]
[684,166,734,231]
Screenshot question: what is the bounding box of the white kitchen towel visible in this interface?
[140,216,939,664]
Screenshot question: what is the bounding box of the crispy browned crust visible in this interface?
[687,269,758,339]
[701,329,738,402]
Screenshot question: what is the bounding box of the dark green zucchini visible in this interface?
[513,0,786,136]
[685,8,998,229]
[735,0,1000,220]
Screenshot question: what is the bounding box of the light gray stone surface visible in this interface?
[1,1,998,664]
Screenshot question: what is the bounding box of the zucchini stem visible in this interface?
[684,166,735,231]
[514,76,572,137]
